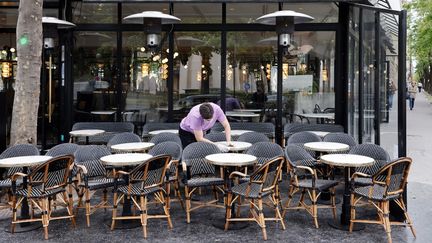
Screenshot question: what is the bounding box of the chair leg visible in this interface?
[311,189,319,228]
[174,180,185,210]
[282,185,295,218]
[349,193,356,232]
[85,189,91,227]
[103,189,108,212]
[273,194,286,230]
[64,191,76,227]
[166,183,172,210]
[11,195,17,233]
[111,192,118,230]
[43,198,49,240]
[75,189,84,216]
[224,192,233,231]
[258,199,267,240]
[398,198,416,238]
[161,191,173,229]
[140,196,148,239]
[331,188,337,220]
[185,186,191,223]
[382,201,392,243]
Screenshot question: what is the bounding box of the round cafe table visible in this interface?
[69,129,105,145]
[0,155,52,232]
[320,154,375,231]
[110,142,155,153]
[148,129,179,135]
[100,153,153,229]
[205,153,257,230]
[308,131,330,138]
[226,130,252,137]
[215,141,252,152]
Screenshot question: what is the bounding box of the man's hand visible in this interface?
[216,144,229,153]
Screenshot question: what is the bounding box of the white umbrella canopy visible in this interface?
[42,17,75,29]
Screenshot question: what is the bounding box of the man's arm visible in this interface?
[221,119,232,145]
[193,130,214,144]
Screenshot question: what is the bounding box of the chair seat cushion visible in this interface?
[354,185,400,201]
[297,179,338,191]
[80,178,122,190]
[231,182,272,199]
[186,177,224,187]
[352,177,373,187]
[15,187,65,198]
[117,183,161,196]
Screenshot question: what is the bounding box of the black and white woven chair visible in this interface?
[282,144,338,228]
[237,131,270,144]
[10,155,75,240]
[349,157,416,243]
[182,142,224,223]
[204,132,227,142]
[149,141,184,209]
[142,122,179,141]
[111,155,172,239]
[226,156,286,240]
[107,132,141,148]
[74,145,113,227]
[149,132,182,147]
[46,143,80,157]
[323,133,357,152]
[244,142,284,165]
[287,131,321,157]
[349,143,390,186]
[0,144,39,208]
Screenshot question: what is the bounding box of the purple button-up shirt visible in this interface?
[180,103,226,133]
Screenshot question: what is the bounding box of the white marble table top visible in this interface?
[226,112,260,118]
[320,154,375,167]
[148,129,179,135]
[100,153,153,167]
[226,130,253,136]
[110,142,155,153]
[69,129,105,137]
[308,131,330,138]
[304,142,350,153]
[233,109,262,113]
[0,155,53,168]
[215,141,252,152]
[205,153,257,167]
[90,111,116,115]
[301,113,335,119]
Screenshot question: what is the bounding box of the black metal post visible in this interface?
[336,2,349,132]
[358,8,364,144]
[220,3,227,112]
[374,11,381,145]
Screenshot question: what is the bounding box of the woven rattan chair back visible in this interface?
[74,145,110,178]
[237,132,270,144]
[0,144,39,177]
[287,131,321,145]
[149,132,182,146]
[107,132,141,148]
[284,144,316,169]
[182,142,221,177]
[249,156,284,193]
[204,132,227,142]
[29,155,74,190]
[46,143,80,157]
[245,142,283,165]
[129,155,171,188]
[372,157,412,197]
[349,143,390,175]
[323,133,357,148]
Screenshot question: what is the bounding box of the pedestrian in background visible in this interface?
[408,81,417,110]
[388,80,397,110]
[418,82,423,93]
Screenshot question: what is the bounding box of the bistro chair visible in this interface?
[74,145,113,227]
[204,132,227,142]
[149,141,184,209]
[349,157,416,243]
[287,131,321,158]
[237,131,270,144]
[142,122,179,141]
[282,144,338,228]
[182,142,225,223]
[0,144,39,209]
[46,143,80,157]
[225,156,286,240]
[111,155,172,239]
[244,142,284,166]
[107,132,141,148]
[10,155,75,240]
[349,143,391,186]
[323,133,357,151]
[149,132,182,147]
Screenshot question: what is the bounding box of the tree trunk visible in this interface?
[10,0,43,145]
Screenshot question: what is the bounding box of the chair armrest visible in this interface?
[11,172,28,182]
[296,165,315,175]
[229,171,248,179]
[75,164,88,175]
[113,170,129,178]
[350,172,371,180]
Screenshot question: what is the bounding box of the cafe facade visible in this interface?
[0,0,406,159]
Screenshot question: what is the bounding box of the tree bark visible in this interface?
[10,0,43,145]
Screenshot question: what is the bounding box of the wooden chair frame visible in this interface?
[349,157,416,243]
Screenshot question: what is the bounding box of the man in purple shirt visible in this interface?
[179,102,232,149]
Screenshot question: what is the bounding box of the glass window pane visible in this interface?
[348,6,360,141]
[72,31,117,122]
[173,3,221,24]
[283,3,339,23]
[122,31,169,124]
[72,2,117,24]
[226,3,278,24]
[173,32,221,121]
[122,3,169,22]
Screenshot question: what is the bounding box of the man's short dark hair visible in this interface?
[199,103,214,120]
